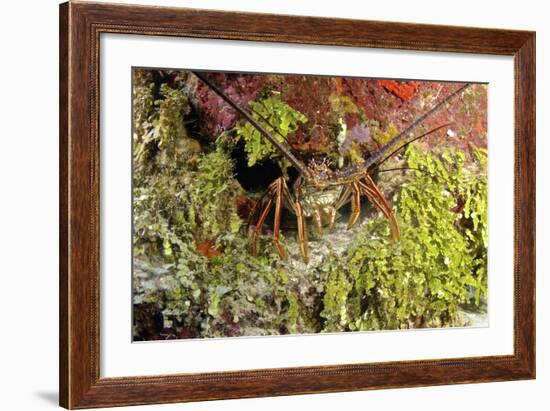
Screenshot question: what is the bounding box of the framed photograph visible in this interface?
[59,1,535,408]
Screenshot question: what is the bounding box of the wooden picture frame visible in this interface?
[59,1,535,408]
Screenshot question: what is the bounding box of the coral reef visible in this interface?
[131,68,488,340]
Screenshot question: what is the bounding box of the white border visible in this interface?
[100,33,514,378]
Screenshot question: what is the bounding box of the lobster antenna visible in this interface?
[373,122,452,168]
[192,71,310,177]
[250,107,291,145]
[335,83,471,180]
[365,83,470,169]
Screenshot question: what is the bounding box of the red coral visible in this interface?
[378,79,420,101]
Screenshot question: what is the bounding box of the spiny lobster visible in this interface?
[193,72,470,263]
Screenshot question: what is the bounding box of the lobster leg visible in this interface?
[327,207,337,231]
[364,175,400,241]
[358,182,390,220]
[273,178,289,260]
[282,180,297,214]
[295,201,309,264]
[248,176,309,263]
[357,176,400,241]
[347,182,362,230]
[320,184,351,232]
[313,209,323,235]
[335,185,352,210]
[247,185,274,227]
[250,196,274,256]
